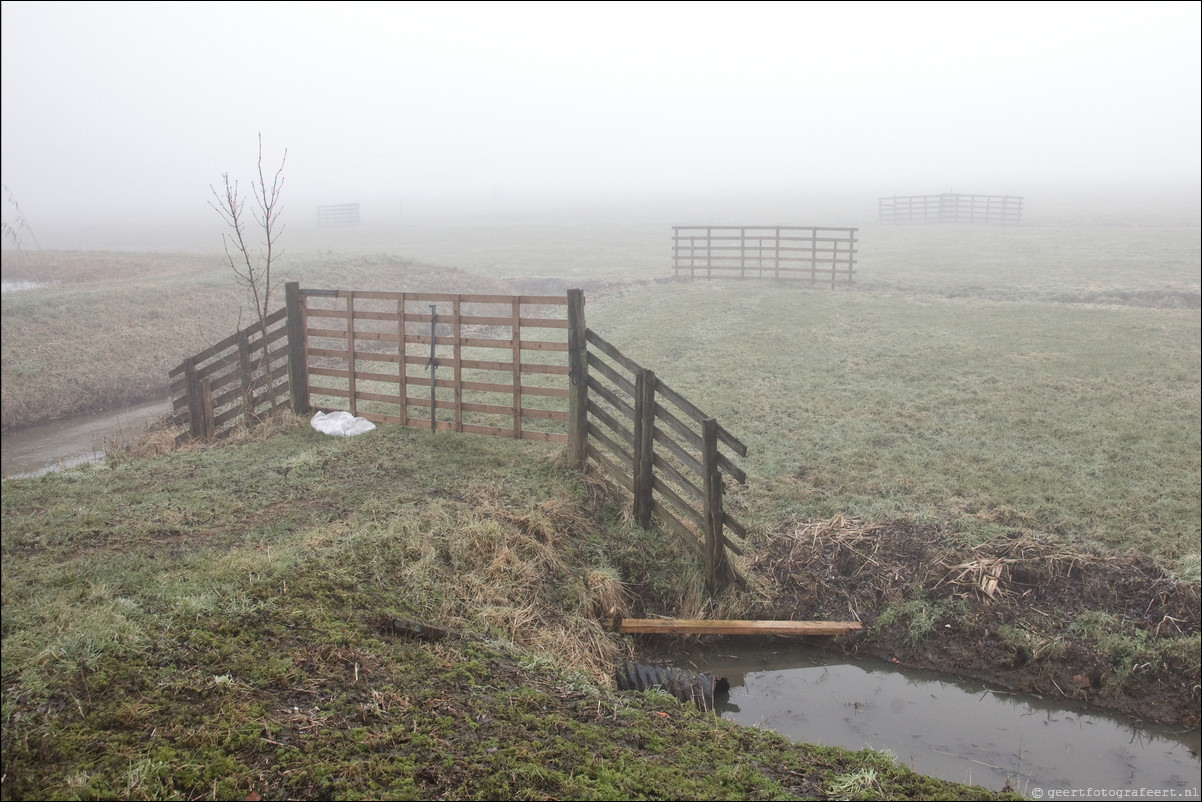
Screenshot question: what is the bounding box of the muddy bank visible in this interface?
[617,515,1198,729]
[739,517,1200,729]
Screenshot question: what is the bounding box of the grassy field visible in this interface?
[587,280,1200,572]
[5,199,1197,572]
[1,195,1198,797]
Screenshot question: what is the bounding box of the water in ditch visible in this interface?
[1,399,171,480]
[649,642,1200,798]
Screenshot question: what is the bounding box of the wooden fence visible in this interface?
[168,306,293,441]
[299,287,572,442]
[577,328,748,590]
[878,194,1023,225]
[316,203,360,227]
[172,284,748,589]
[672,226,857,286]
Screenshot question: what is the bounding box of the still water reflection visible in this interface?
[657,643,1200,797]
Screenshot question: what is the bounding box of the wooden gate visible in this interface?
[298,287,572,442]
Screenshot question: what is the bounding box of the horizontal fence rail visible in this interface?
[672,226,857,286]
[879,194,1023,225]
[169,306,292,441]
[582,328,747,589]
[300,288,572,443]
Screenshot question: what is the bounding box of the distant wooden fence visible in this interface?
[577,328,748,590]
[316,203,360,227]
[672,226,857,286]
[879,194,1023,225]
[168,307,293,442]
[172,284,748,590]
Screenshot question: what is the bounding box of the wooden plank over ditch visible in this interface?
[618,618,863,636]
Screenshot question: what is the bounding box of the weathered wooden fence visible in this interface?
[299,287,571,442]
[316,203,360,227]
[575,328,748,590]
[172,284,748,589]
[168,307,293,442]
[879,193,1023,225]
[672,226,857,286]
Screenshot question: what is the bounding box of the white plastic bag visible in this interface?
[310,410,376,437]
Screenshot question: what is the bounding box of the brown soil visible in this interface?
[737,516,1201,729]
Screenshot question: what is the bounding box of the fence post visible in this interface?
[428,304,437,432]
[847,229,857,284]
[566,289,588,469]
[701,417,730,593]
[285,281,309,415]
[200,377,216,439]
[346,291,358,418]
[184,356,204,440]
[633,369,656,528]
[237,328,254,423]
[399,292,408,426]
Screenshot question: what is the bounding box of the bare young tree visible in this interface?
[209,133,287,334]
[209,134,288,415]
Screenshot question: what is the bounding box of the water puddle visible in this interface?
[650,642,1200,797]
[1,399,171,479]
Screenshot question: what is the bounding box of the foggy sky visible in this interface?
[2,0,1199,242]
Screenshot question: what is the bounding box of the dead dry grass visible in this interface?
[100,408,308,464]
[758,515,1200,619]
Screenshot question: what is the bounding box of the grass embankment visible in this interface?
[0,421,1013,801]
